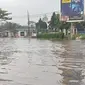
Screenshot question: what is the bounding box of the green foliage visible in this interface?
[49,12,70,33]
[79,34,85,39]
[37,32,64,39]
[3,22,21,32]
[0,8,12,21]
[36,18,47,32]
[59,22,65,32]
[49,12,60,31]
[64,22,71,30]
[59,21,71,34]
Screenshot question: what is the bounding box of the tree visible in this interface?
[0,8,12,21]
[36,18,41,32]
[59,21,71,35]
[5,22,21,30]
[42,15,48,23]
[59,21,65,32]
[49,12,60,31]
[36,18,47,32]
[64,22,71,35]
[3,22,21,36]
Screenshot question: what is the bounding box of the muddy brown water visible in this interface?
[0,38,85,85]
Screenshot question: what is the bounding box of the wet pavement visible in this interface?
[0,38,85,85]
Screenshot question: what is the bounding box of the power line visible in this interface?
[11,11,60,18]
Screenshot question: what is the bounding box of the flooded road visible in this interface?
[0,38,85,85]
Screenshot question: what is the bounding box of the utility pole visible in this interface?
[27,11,30,37]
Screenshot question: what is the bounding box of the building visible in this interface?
[0,21,36,38]
[15,26,28,37]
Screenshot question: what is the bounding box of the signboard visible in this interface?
[62,0,71,3]
[61,0,84,22]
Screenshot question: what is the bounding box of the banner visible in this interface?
[61,0,84,21]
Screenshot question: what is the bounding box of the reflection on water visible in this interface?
[59,40,85,85]
[0,38,14,65]
[0,38,85,85]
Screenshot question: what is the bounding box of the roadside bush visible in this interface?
[72,34,85,40]
[72,35,76,40]
[79,34,85,39]
[37,32,64,39]
[72,34,79,40]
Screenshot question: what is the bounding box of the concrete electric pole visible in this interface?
[27,11,30,37]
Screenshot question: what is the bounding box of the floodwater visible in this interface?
[0,38,85,85]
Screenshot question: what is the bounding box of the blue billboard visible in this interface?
[61,0,84,21]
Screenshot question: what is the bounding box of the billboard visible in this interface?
[61,0,84,22]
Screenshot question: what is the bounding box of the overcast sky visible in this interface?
[0,0,60,25]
